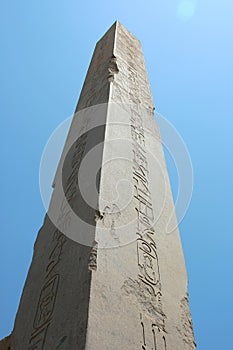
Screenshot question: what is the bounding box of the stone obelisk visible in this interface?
[9,21,196,350]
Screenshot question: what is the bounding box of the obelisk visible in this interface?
[9,21,196,350]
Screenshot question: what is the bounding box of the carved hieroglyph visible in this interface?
[9,21,196,350]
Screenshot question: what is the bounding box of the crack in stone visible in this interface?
[56,335,67,349]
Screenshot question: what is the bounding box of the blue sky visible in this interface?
[1,1,233,349]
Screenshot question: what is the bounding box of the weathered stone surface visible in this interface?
[8,21,195,349]
[0,334,11,350]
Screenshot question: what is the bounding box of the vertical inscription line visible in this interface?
[126,59,167,349]
[28,134,88,350]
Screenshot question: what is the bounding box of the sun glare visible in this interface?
[177,0,197,21]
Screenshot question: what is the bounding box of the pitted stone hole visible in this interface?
[88,241,98,271]
[108,55,119,82]
[95,210,103,221]
[122,278,166,330]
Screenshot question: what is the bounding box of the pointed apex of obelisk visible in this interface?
[97,21,140,47]
[113,20,140,42]
[77,20,153,111]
